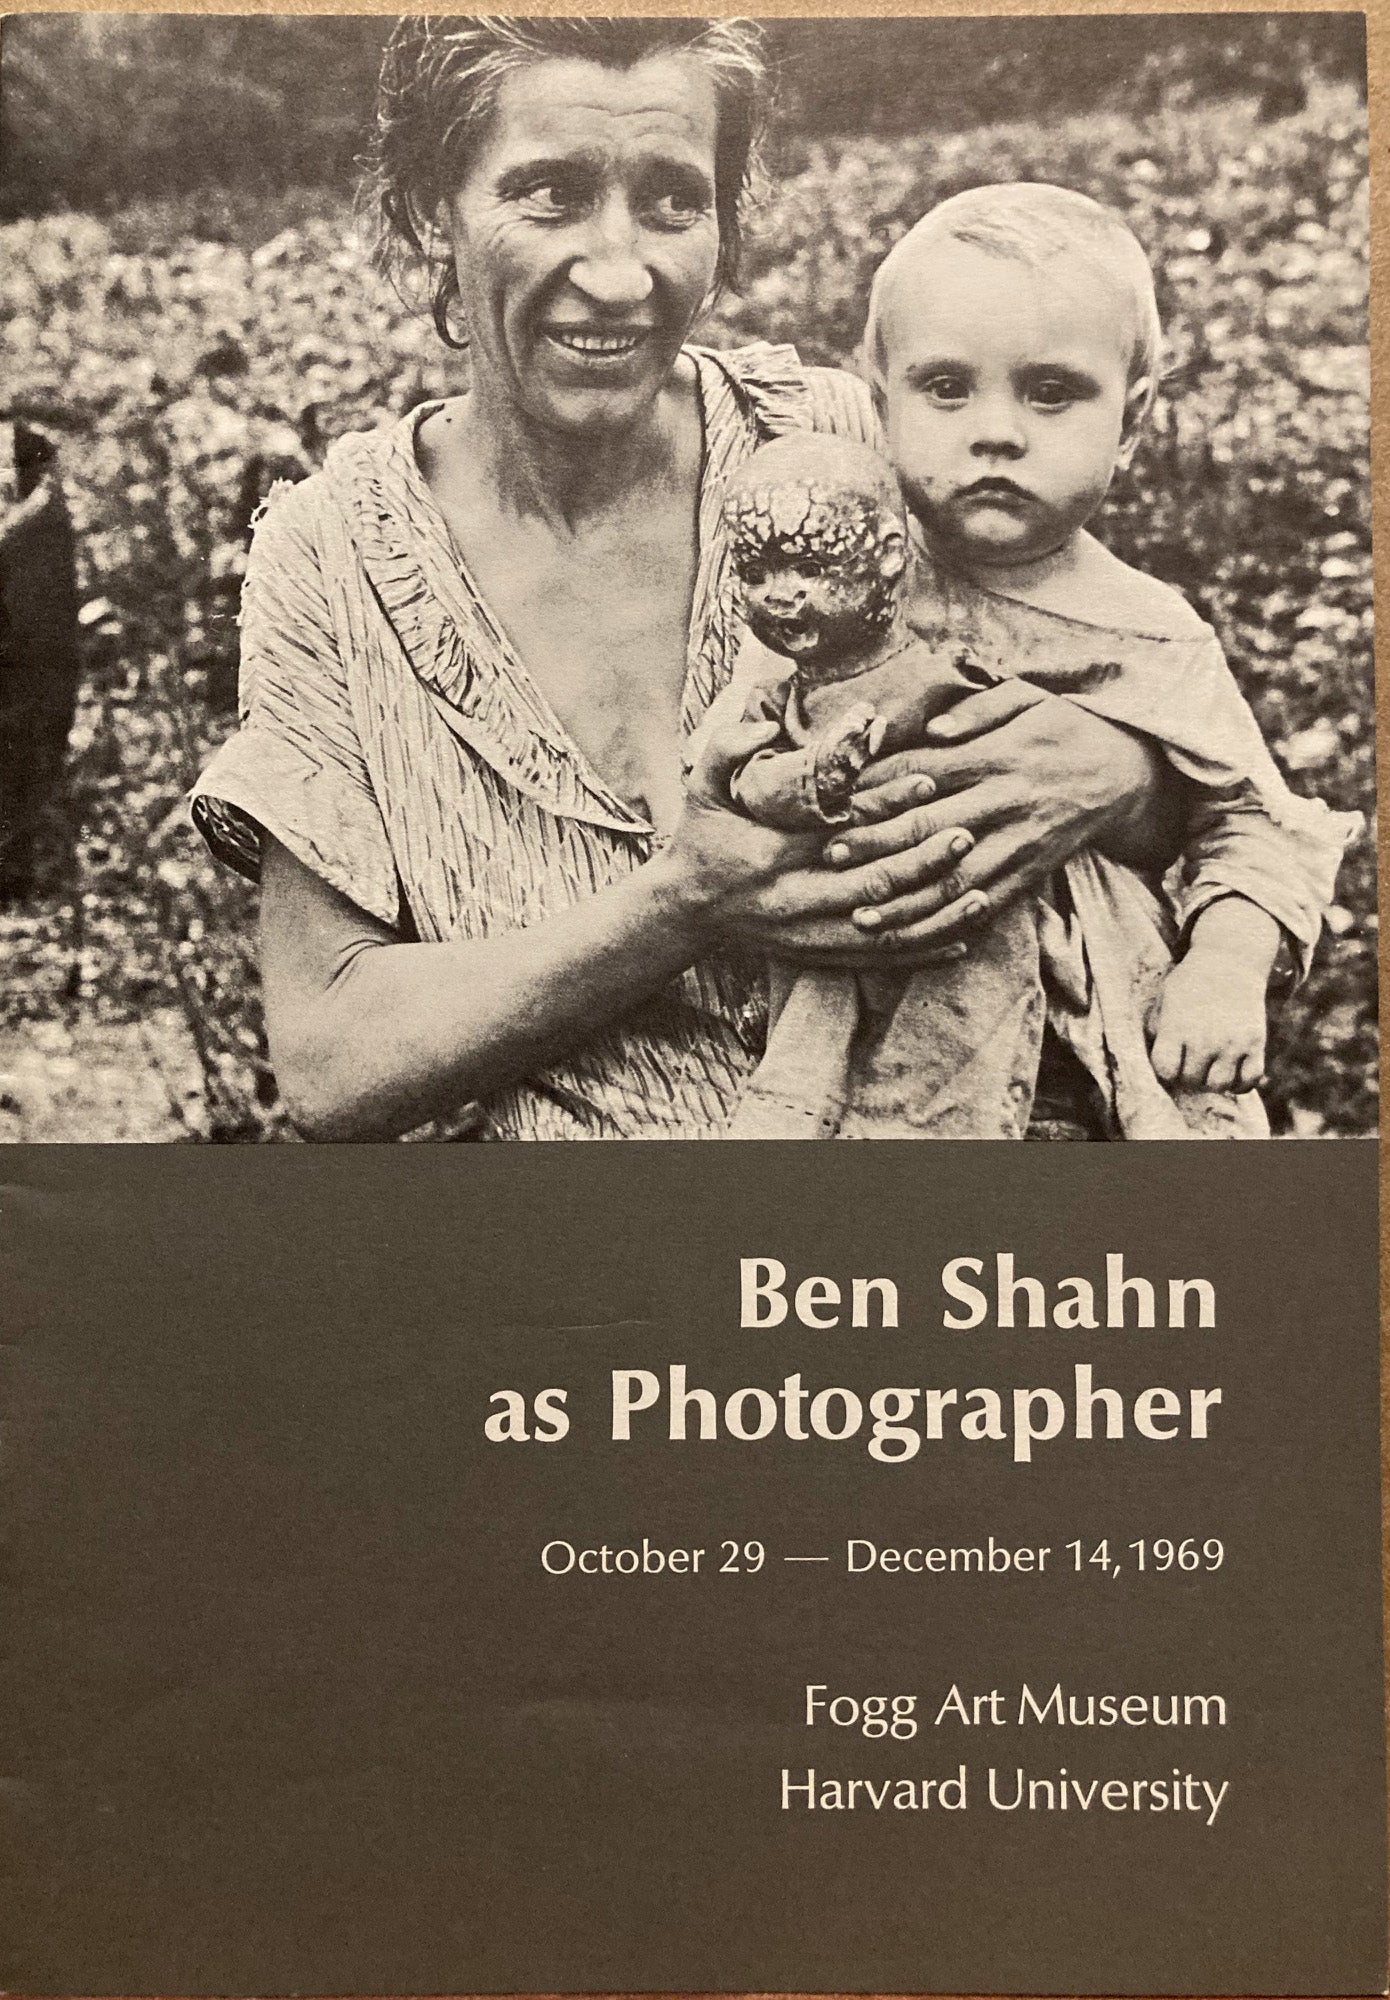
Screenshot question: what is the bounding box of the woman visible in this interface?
[192,17,1173,1141]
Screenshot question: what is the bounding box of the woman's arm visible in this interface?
[816,682,1184,950]
[261,706,974,1139]
[262,835,713,1140]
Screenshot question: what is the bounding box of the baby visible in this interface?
[718,182,1355,1139]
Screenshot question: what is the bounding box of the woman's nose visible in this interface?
[569,196,655,309]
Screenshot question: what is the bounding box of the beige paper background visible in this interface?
[3,2,1383,1995]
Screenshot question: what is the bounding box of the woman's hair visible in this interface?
[366,16,770,348]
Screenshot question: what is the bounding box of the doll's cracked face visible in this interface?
[727,479,908,668]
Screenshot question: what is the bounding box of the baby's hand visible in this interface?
[1148,948,1268,1095]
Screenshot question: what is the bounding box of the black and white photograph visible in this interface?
[0,10,1376,1143]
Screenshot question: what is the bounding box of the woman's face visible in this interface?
[444,55,723,436]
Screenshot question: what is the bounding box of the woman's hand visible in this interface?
[817,681,1181,951]
[660,701,971,967]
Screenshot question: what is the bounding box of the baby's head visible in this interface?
[863,182,1160,571]
[723,433,909,672]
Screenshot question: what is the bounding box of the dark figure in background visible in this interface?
[0,420,80,904]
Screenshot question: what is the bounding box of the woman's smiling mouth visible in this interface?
[545,327,652,360]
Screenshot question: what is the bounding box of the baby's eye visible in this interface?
[1024,371,1097,412]
[920,373,970,407]
[1028,377,1077,410]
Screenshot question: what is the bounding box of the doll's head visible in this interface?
[723,433,909,672]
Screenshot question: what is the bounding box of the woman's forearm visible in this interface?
[262,837,707,1141]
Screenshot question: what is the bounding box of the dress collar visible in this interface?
[323,347,793,837]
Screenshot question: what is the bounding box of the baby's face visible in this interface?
[877,240,1138,569]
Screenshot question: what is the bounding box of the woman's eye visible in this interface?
[518,181,585,220]
[647,189,711,229]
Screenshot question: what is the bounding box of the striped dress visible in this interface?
[190,344,875,1139]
